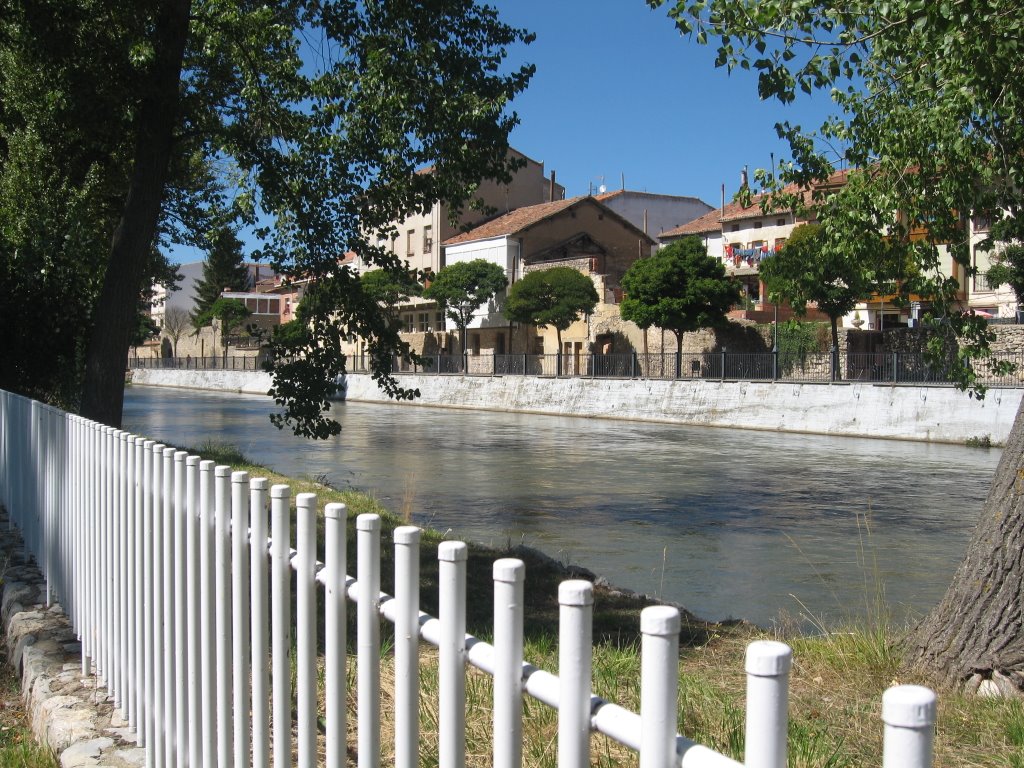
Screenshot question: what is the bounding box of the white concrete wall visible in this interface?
[132,368,1023,445]
[132,368,273,395]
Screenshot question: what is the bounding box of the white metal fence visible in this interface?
[0,388,937,767]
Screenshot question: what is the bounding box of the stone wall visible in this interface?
[132,368,1024,445]
[0,511,144,766]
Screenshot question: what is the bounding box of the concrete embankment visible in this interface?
[130,367,1024,445]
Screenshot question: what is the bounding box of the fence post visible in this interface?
[631,351,637,379]
[640,606,680,768]
[132,437,147,743]
[296,492,318,768]
[556,349,562,378]
[438,541,467,768]
[185,455,202,768]
[882,685,936,768]
[173,450,189,763]
[141,441,156,748]
[271,484,292,768]
[233,471,253,768]
[394,526,422,768]
[558,580,593,768]
[151,443,166,767]
[772,347,779,381]
[250,479,272,768]
[493,558,525,768]
[893,351,900,383]
[324,503,348,768]
[213,465,233,767]
[720,347,727,381]
[357,513,382,768]
[675,351,681,380]
[744,640,793,768]
[199,460,217,768]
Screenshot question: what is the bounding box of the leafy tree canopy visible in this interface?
[759,222,875,350]
[986,245,1024,308]
[652,0,1023,389]
[360,268,424,321]
[423,259,508,343]
[0,0,534,437]
[504,267,598,347]
[620,237,740,353]
[194,296,251,353]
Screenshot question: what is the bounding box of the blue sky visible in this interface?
[496,0,838,205]
[168,1,841,264]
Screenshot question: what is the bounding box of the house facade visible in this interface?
[441,196,657,357]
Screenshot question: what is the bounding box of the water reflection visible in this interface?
[123,385,1000,627]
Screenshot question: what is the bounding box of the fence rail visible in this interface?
[0,388,937,767]
[134,349,1024,388]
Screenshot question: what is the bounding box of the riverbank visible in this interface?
[131,367,1023,444]
[6,442,1021,766]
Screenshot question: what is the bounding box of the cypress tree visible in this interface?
[192,224,249,321]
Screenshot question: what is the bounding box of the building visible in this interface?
[593,189,713,240]
[353,148,565,279]
[439,195,656,358]
[661,171,981,330]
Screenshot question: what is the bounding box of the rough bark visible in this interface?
[905,396,1024,694]
[79,0,192,427]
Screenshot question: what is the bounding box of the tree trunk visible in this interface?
[79,0,192,427]
[905,396,1024,695]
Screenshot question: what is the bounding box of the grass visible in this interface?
[0,650,57,768]
[189,442,1024,766]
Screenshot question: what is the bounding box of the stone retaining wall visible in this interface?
[0,511,142,767]
[131,368,1024,445]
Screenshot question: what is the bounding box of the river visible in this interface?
[123,385,1001,628]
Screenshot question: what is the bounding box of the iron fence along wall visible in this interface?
[137,350,1024,388]
[0,388,938,768]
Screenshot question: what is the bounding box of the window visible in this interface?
[423,225,433,253]
[754,221,763,229]
[417,312,430,332]
[436,312,445,330]
[403,314,414,333]
[774,238,786,250]
[730,224,740,232]
[776,218,786,226]
[406,230,415,257]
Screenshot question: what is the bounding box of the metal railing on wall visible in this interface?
[134,350,1024,387]
[0,388,937,767]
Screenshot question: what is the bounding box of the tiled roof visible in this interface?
[659,169,852,237]
[443,197,587,245]
[661,208,723,237]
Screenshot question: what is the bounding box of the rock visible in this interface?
[60,737,114,767]
[963,672,984,695]
[978,678,1002,697]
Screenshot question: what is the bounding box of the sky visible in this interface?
[495,0,838,206]
[168,1,841,264]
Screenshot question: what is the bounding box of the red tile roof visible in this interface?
[443,197,587,245]
[660,169,852,237]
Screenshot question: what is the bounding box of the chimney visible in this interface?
[549,170,556,202]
